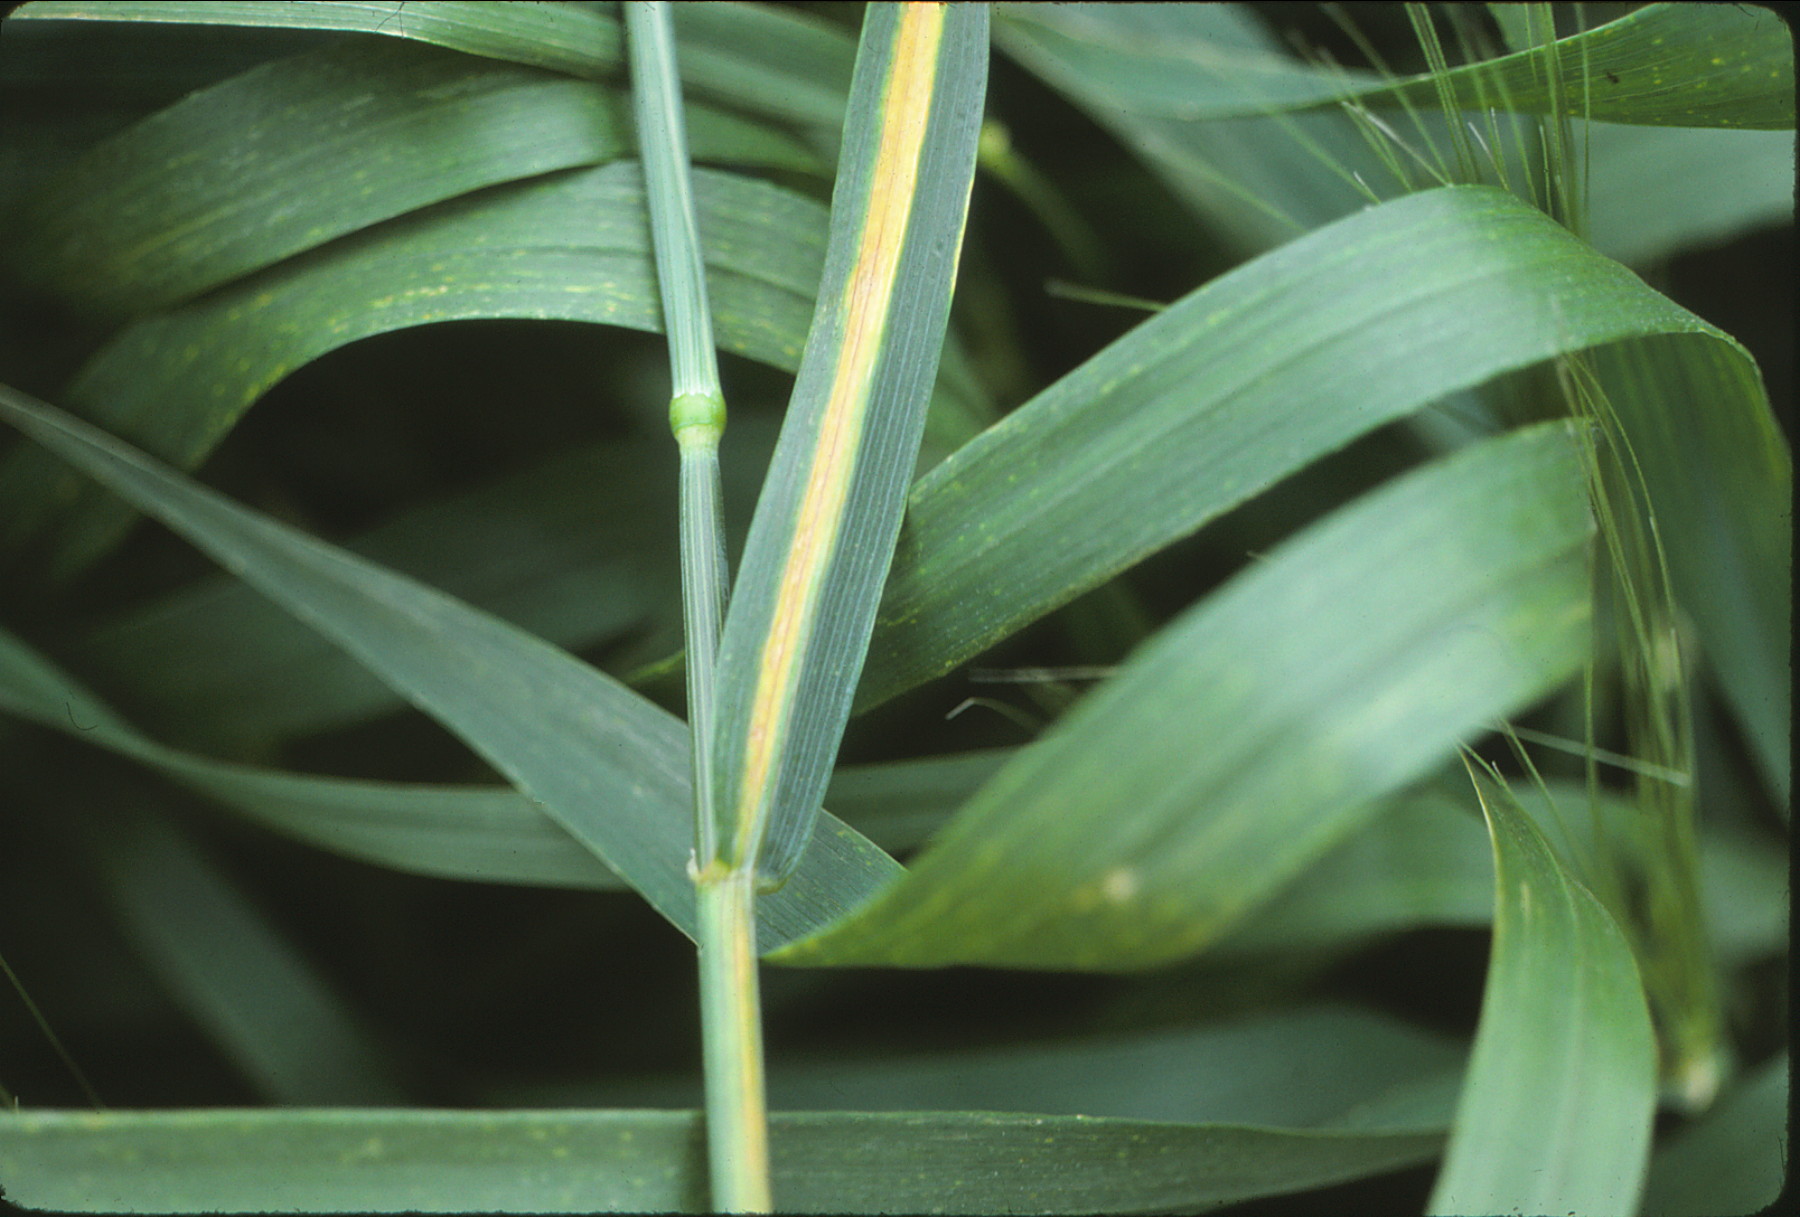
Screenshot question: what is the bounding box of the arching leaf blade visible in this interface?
[995,2,1794,129]
[10,0,856,130]
[1427,761,1657,1216]
[0,381,902,951]
[851,186,1789,815]
[0,162,823,582]
[0,618,981,892]
[776,423,1594,970]
[9,37,820,318]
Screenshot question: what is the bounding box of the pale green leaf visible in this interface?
[996,2,1794,129]
[92,810,407,1106]
[777,423,1593,969]
[0,1107,1444,1214]
[1427,761,1657,1216]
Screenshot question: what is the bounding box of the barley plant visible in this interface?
[0,2,1789,1214]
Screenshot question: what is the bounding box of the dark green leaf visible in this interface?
[10,37,819,318]
[0,380,902,950]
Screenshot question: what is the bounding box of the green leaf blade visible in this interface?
[0,1107,1445,1215]
[1428,762,1658,1216]
[707,2,989,882]
[7,37,817,319]
[0,381,901,950]
[857,185,1696,709]
[778,422,1594,970]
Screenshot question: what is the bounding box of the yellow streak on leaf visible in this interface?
[731,3,949,861]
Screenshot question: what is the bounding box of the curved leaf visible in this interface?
[1428,761,1657,1216]
[0,1107,1444,1215]
[0,161,824,580]
[0,618,983,891]
[995,2,1795,129]
[75,437,678,747]
[9,36,820,318]
[776,423,1593,970]
[0,381,901,951]
[10,0,857,129]
[853,184,1785,756]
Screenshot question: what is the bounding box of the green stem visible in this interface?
[624,4,770,1208]
[694,865,772,1213]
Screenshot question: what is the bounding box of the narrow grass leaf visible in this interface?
[1,619,982,890]
[0,160,984,585]
[92,810,407,1106]
[855,186,1770,713]
[996,2,1793,129]
[604,1003,1464,1132]
[1214,779,1792,967]
[0,621,615,889]
[74,437,678,747]
[777,423,1593,969]
[0,381,901,950]
[0,1107,1444,1215]
[8,37,818,318]
[1428,760,1657,1216]
[10,0,857,129]
[707,2,987,882]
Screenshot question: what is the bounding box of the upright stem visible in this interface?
[694,865,771,1212]
[624,3,771,1209]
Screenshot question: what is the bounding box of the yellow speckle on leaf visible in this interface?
[1100,866,1139,903]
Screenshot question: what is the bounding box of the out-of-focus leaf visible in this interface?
[0,381,901,950]
[1585,338,1791,803]
[0,1106,1445,1215]
[1212,775,1790,966]
[11,0,857,131]
[0,618,982,889]
[584,1003,1465,1132]
[1583,121,1796,264]
[74,437,679,748]
[1641,1052,1790,1217]
[1427,761,1657,1216]
[996,2,1794,129]
[0,156,990,587]
[776,424,1593,970]
[708,2,987,882]
[1205,786,1494,959]
[995,4,1793,256]
[9,37,820,318]
[0,161,820,581]
[0,600,616,890]
[92,810,407,1106]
